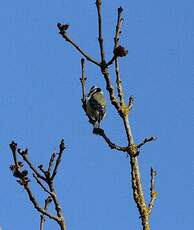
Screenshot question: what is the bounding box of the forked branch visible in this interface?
[9,140,67,230]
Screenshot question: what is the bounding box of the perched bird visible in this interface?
[85,86,106,129]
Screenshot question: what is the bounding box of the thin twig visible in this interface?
[38,164,47,177]
[33,173,52,196]
[95,6,124,115]
[105,55,116,67]
[93,128,127,152]
[51,139,65,180]
[122,115,134,145]
[148,168,157,214]
[24,183,59,222]
[48,152,57,173]
[10,141,18,166]
[17,149,46,181]
[101,68,122,113]
[114,7,125,106]
[115,59,124,105]
[95,0,106,64]
[48,181,66,229]
[80,58,87,102]
[57,24,100,67]
[40,196,52,230]
[114,7,123,47]
[128,95,134,111]
[137,136,157,149]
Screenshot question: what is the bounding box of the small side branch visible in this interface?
[57,23,100,67]
[102,69,121,113]
[137,136,157,149]
[40,196,52,230]
[95,0,106,64]
[51,139,66,180]
[148,168,157,214]
[114,7,125,106]
[38,164,47,177]
[93,128,127,152]
[33,174,52,196]
[114,7,123,47]
[17,149,46,181]
[80,58,87,102]
[105,55,116,67]
[47,181,66,230]
[24,184,58,222]
[9,141,18,166]
[128,95,134,111]
[48,152,57,174]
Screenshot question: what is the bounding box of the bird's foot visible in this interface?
[93,128,104,135]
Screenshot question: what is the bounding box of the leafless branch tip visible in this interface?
[137,136,157,149]
[148,167,157,214]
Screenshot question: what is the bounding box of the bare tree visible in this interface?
[57,1,157,230]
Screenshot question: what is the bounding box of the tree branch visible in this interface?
[17,149,46,181]
[148,168,157,215]
[48,152,57,174]
[130,156,150,230]
[128,95,134,111]
[40,196,52,230]
[51,139,65,180]
[38,164,47,177]
[95,0,106,64]
[24,183,59,222]
[102,68,122,113]
[80,58,87,102]
[105,55,116,67]
[47,181,66,230]
[9,141,18,166]
[9,141,67,230]
[33,173,52,196]
[57,23,100,67]
[93,128,127,152]
[114,7,125,106]
[137,136,157,149]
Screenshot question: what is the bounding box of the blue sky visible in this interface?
[0,0,193,229]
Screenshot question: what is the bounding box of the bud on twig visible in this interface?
[114,45,128,57]
[57,23,69,33]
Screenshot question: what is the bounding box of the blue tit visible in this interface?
[85,86,106,128]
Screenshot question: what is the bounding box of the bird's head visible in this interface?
[88,85,102,97]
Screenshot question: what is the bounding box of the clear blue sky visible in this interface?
[0,0,193,229]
